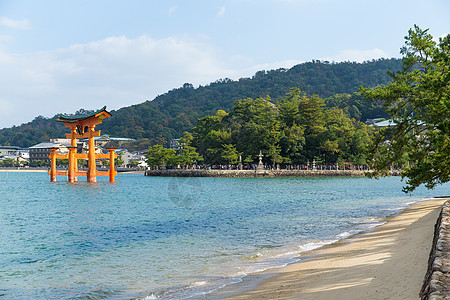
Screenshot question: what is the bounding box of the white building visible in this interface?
[29,142,69,163]
[0,146,23,158]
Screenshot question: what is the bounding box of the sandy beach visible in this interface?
[213,197,447,300]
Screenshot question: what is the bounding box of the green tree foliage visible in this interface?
[192,90,372,166]
[226,96,280,161]
[277,90,306,163]
[221,144,241,164]
[191,111,225,157]
[177,132,203,165]
[296,90,327,161]
[145,145,177,168]
[320,108,358,163]
[325,92,389,121]
[115,152,124,166]
[0,158,17,167]
[361,25,450,192]
[57,159,69,166]
[78,159,87,167]
[144,132,203,168]
[204,130,232,165]
[29,159,49,167]
[0,60,401,148]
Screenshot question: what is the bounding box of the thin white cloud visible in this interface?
[217,6,226,18]
[321,48,390,63]
[0,32,392,129]
[0,34,13,45]
[0,16,31,30]
[0,35,238,128]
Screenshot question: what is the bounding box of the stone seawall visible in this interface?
[421,199,450,300]
[144,169,401,177]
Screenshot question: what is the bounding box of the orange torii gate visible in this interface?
[48,106,117,183]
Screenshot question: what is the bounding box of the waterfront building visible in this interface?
[29,142,69,163]
[130,151,148,168]
[170,138,183,151]
[0,146,23,158]
[78,135,135,149]
[0,154,28,165]
[17,149,30,160]
[369,119,397,128]
[115,149,133,167]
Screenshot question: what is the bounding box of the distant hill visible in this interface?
[0,59,401,148]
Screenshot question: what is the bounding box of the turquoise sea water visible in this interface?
[1,172,450,299]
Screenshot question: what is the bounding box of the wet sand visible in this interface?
[213,198,446,300]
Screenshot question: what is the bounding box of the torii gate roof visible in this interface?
[56,106,111,123]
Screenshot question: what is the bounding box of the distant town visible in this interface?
[0,135,155,169]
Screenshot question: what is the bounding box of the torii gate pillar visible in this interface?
[87,124,97,182]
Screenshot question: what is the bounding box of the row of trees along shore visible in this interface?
[146,87,373,169]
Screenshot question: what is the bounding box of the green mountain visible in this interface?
[0,59,401,148]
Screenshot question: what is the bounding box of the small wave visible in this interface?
[145,249,304,299]
[140,198,444,300]
[243,252,263,260]
[336,231,352,239]
[190,281,207,287]
[335,217,385,241]
[134,213,414,299]
[155,239,338,299]
[300,240,335,252]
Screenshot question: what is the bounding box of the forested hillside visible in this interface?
[0,59,401,148]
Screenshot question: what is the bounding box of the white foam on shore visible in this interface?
[145,238,344,299]
[298,240,336,252]
[143,225,390,299]
[141,197,438,300]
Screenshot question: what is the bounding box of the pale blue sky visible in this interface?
[0,0,448,128]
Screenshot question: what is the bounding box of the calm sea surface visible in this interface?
[1,172,450,299]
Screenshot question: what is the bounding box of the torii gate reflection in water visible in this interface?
[48,106,117,183]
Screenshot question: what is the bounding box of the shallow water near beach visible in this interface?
[1,172,450,299]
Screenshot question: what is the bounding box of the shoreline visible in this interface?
[145,169,402,178]
[208,197,447,300]
[0,168,144,174]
